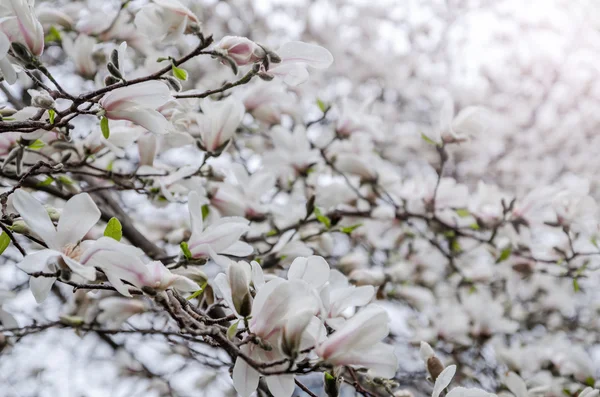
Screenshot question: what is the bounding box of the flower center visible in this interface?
[62,244,83,261]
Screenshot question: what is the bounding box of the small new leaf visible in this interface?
[201,204,210,220]
[37,176,54,187]
[317,98,328,113]
[28,139,45,150]
[340,224,362,235]
[186,281,207,301]
[0,232,10,255]
[573,278,580,292]
[48,109,56,124]
[227,320,240,341]
[420,132,438,146]
[104,217,122,241]
[496,246,512,263]
[172,64,188,81]
[100,116,110,139]
[180,241,192,259]
[314,207,331,229]
[44,26,61,43]
[455,208,470,217]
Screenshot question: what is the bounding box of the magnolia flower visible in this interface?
[134,0,199,42]
[97,297,147,328]
[0,31,16,84]
[423,96,489,144]
[316,305,398,378]
[232,278,321,397]
[99,81,173,135]
[197,96,245,152]
[137,260,198,292]
[12,190,99,302]
[215,36,265,66]
[62,34,97,78]
[187,191,253,266]
[320,269,375,324]
[0,0,45,56]
[268,41,333,86]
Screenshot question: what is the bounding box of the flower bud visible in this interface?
[420,341,444,381]
[10,220,30,234]
[105,75,120,86]
[215,36,265,66]
[229,261,252,317]
[28,89,55,109]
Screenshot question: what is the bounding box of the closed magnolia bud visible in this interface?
[110,49,120,70]
[215,36,265,66]
[0,107,17,117]
[420,341,444,381]
[45,206,61,221]
[162,75,182,92]
[258,71,274,81]
[28,89,55,109]
[107,62,123,80]
[105,75,120,86]
[10,220,30,234]
[229,261,252,317]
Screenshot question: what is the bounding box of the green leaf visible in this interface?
[44,26,61,43]
[496,246,512,263]
[48,109,55,124]
[180,241,192,259]
[172,64,188,81]
[313,207,331,229]
[100,116,110,139]
[455,208,470,217]
[468,285,477,294]
[104,217,122,241]
[186,281,207,301]
[451,239,461,253]
[201,204,210,220]
[266,229,278,237]
[591,236,599,249]
[227,320,240,341]
[316,98,328,112]
[469,223,480,230]
[340,224,362,234]
[0,232,10,255]
[28,139,45,150]
[37,176,54,187]
[585,377,595,387]
[573,278,580,292]
[106,159,114,172]
[57,175,73,185]
[420,132,438,145]
[156,57,169,63]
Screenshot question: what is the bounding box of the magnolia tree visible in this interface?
[0,0,600,397]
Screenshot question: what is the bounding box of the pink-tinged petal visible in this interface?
[29,275,56,303]
[189,221,249,253]
[17,249,59,273]
[61,255,97,281]
[287,256,330,288]
[277,41,333,69]
[317,305,389,360]
[188,191,204,238]
[329,285,374,316]
[232,346,260,397]
[12,189,58,249]
[432,365,457,397]
[108,107,172,135]
[55,193,101,247]
[250,278,289,336]
[265,374,295,397]
[171,275,199,292]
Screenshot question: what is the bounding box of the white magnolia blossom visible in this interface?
[0,0,45,56]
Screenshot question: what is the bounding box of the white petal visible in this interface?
[232,348,260,397]
[277,41,333,69]
[432,365,457,397]
[17,249,59,273]
[108,107,172,135]
[266,374,295,397]
[29,275,56,303]
[55,193,101,248]
[220,241,254,257]
[505,372,528,397]
[188,190,204,237]
[100,80,171,110]
[12,190,58,249]
[287,256,330,288]
[61,255,97,281]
